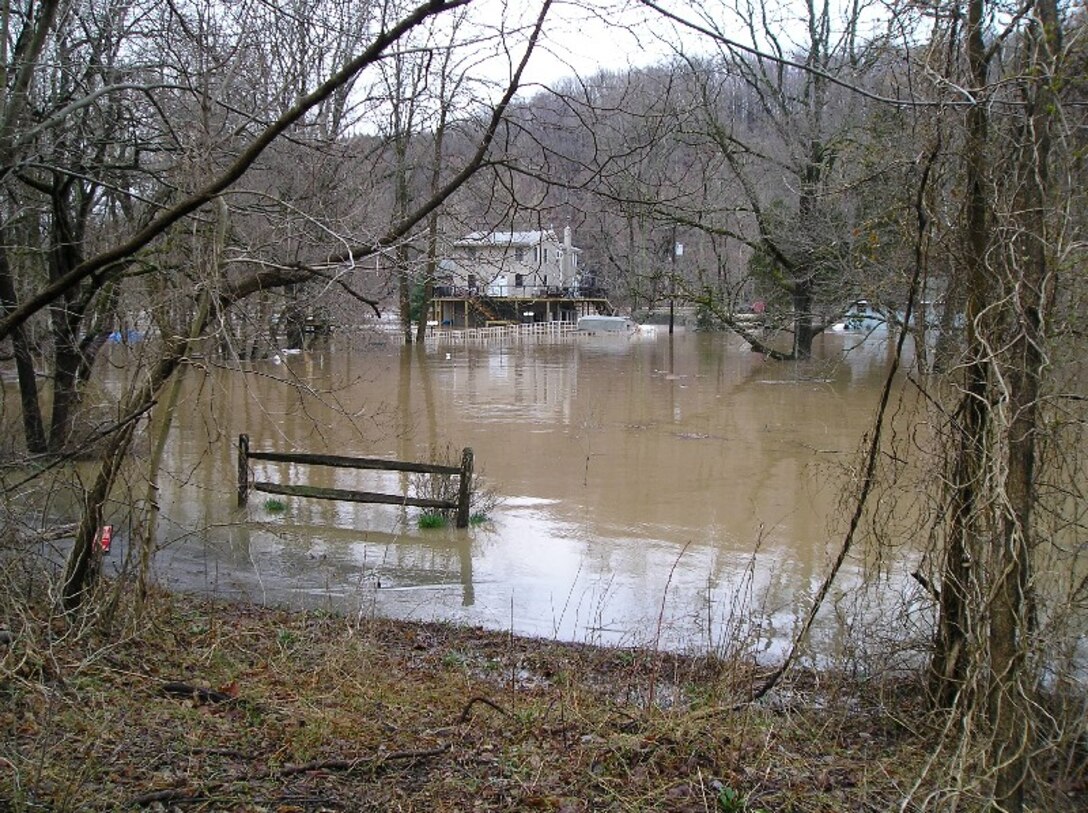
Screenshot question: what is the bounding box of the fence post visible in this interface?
[237,434,250,507]
[456,447,474,528]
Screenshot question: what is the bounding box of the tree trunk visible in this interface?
[45,182,96,453]
[987,4,1059,808]
[62,415,138,612]
[47,321,84,452]
[62,326,204,611]
[0,241,47,453]
[398,247,413,344]
[415,115,448,345]
[792,284,816,359]
[930,2,1060,808]
[415,226,435,345]
[933,0,992,709]
[933,360,985,706]
[394,143,413,343]
[283,299,306,350]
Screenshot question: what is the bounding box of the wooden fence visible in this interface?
[237,435,474,528]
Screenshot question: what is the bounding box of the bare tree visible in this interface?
[923,1,1075,809]
[628,1,1086,807]
[0,0,555,609]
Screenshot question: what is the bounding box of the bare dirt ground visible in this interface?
[0,588,1078,812]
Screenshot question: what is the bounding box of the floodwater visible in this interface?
[140,329,917,658]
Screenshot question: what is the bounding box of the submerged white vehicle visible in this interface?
[829,300,888,334]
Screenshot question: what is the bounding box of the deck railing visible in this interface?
[426,321,577,344]
[433,285,607,299]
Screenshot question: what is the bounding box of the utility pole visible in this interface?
[670,228,682,335]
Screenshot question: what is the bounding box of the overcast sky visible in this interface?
[466,0,684,92]
[520,0,679,87]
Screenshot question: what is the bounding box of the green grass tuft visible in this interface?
[418,512,448,529]
[264,497,287,512]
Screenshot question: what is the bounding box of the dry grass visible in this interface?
[0,584,1075,812]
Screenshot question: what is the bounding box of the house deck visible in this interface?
[429,286,613,329]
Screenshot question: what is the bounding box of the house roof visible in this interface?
[454,229,581,254]
[455,230,553,247]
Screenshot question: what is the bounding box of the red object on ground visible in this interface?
[96,525,113,553]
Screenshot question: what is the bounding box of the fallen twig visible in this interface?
[129,787,200,806]
[161,681,235,704]
[130,744,450,807]
[249,744,450,780]
[457,695,512,723]
[189,746,249,759]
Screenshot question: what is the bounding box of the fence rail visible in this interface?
[237,435,474,528]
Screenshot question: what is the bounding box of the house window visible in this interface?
[515,273,524,287]
[467,274,477,291]
[543,248,549,264]
[515,248,525,262]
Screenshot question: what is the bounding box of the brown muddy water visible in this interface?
[55,329,931,660]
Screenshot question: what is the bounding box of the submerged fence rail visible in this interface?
[237,434,474,528]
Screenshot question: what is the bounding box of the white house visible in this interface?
[443,227,581,297]
[430,226,611,328]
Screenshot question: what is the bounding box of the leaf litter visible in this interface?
[0,587,992,811]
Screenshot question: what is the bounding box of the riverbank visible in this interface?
[0,588,1075,811]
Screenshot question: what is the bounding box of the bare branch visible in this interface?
[0,0,472,342]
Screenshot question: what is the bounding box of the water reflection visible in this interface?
[147,330,912,655]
